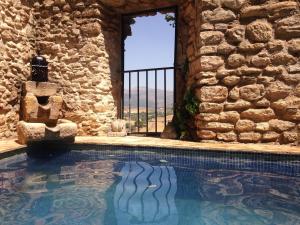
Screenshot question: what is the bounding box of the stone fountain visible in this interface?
[17,54,77,145]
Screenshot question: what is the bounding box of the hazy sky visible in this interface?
[124,13,175,91]
[125,13,175,70]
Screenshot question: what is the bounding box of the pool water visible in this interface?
[0,148,300,225]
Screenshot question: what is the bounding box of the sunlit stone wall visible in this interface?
[0,0,35,139]
[189,0,300,145]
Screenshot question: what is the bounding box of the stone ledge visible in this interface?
[1,136,299,157]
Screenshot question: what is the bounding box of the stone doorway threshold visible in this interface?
[0,136,299,156]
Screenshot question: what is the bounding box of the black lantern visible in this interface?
[31,54,48,82]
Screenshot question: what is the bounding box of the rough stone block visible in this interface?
[241,108,276,122]
[49,96,63,120]
[199,31,224,46]
[199,102,224,113]
[276,14,300,39]
[23,81,58,97]
[196,113,220,122]
[255,122,270,132]
[254,98,270,108]
[251,55,271,68]
[80,22,101,37]
[262,131,280,142]
[22,95,63,123]
[269,119,295,132]
[271,53,296,66]
[219,111,240,123]
[280,73,300,84]
[197,130,216,140]
[217,42,236,55]
[222,76,240,86]
[246,21,273,43]
[201,56,224,71]
[229,87,240,100]
[22,95,39,122]
[263,66,284,76]
[239,132,262,143]
[198,122,234,132]
[217,131,237,142]
[271,96,300,111]
[221,0,246,10]
[196,86,228,103]
[288,39,300,54]
[241,2,298,20]
[282,131,298,143]
[240,84,265,102]
[17,122,46,145]
[17,120,77,145]
[224,100,252,111]
[267,40,285,53]
[239,41,265,53]
[226,25,245,44]
[227,54,246,68]
[217,69,237,78]
[238,66,262,77]
[202,8,236,23]
[266,81,292,101]
[236,120,255,132]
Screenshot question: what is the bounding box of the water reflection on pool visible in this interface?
[0,148,300,225]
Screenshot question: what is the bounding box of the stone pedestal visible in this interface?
[18,81,77,145]
[107,119,127,137]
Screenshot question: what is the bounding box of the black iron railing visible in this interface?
[122,67,175,135]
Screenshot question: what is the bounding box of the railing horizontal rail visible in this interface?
[124,67,175,73]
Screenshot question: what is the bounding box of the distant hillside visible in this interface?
[124,87,173,109]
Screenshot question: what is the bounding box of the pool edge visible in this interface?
[0,136,300,157]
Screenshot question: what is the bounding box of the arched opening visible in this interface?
[121,7,178,136]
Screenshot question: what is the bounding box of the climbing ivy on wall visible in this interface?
[174,88,199,139]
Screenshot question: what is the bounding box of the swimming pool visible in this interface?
[1,146,300,225]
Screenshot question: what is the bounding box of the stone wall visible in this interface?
[0,0,34,139]
[0,0,299,146]
[189,0,300,145]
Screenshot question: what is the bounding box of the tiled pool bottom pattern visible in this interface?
[0,147,300,225]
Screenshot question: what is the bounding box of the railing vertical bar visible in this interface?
[146,70,149,133]
[155,70,158,133]
[137,71,140,133]
[129,72,131,133]
[121,15,125,119]
[164,69,167,128]
[173,6,178,116]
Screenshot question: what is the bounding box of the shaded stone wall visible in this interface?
[0,0,34,139]
[189,0,300,145]
[33,1,121,136]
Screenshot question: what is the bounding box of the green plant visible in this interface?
[165,14,175,27]
[174,88,199,139]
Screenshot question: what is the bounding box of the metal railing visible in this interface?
[122,67,175,135]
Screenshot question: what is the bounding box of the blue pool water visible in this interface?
[0,147,300,225]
